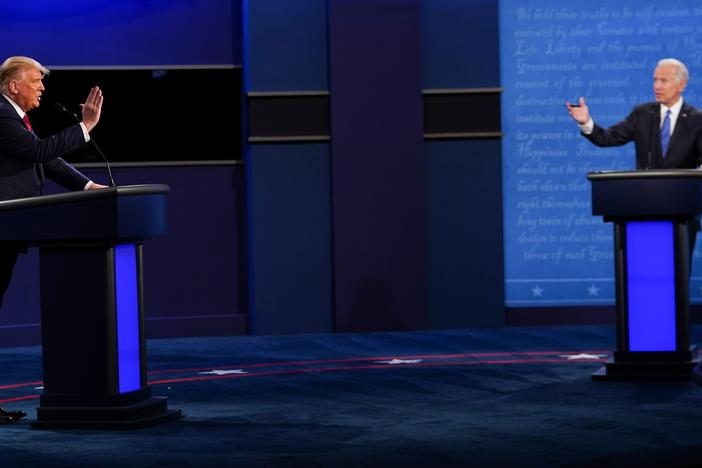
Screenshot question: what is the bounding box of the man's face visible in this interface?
[653,65,686,108]
[10,67,45,112]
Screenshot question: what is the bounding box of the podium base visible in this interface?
[31,396,182,430]
[592,359,700,382]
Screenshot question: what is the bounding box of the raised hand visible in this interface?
[80,86,103,132]
[565,97,590,125]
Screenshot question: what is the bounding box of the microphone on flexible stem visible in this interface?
[54,103,116,187]
[86,138,116,187]
[647,105,656,170]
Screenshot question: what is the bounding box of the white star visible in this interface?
[558,353,607,360]
[587,284,600,296]
[375,359,423,365]
[34,386,44,390]
[198,369,248,375]
[531,285,544,297]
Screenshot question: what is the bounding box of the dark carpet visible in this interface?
[1,325,702,467]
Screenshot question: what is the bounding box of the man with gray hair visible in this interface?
[565,58,702,169]
[0,56,106,424]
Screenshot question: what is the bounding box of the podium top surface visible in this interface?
[0,184,170,243]
[0,184,169,213]
[587,171,702,218]
[587,169,702,181]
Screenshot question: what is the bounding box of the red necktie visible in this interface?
[22,114,32,132]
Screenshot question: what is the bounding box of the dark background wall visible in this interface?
[243,0,333,335]
[422,0,504,328]
[328,0,428,332]
[33,69,243,163]
[243,0,504,334]
[0,0,507,346]
[0,1,240,66]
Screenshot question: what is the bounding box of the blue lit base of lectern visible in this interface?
[29,243,182,429]
[0,185,182,429]
[586,170,702,382]
[590,218,698,382]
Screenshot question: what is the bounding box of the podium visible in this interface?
[587,170,702,381]
[0,185,182,428]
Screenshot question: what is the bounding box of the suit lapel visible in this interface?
[0,94,35,134]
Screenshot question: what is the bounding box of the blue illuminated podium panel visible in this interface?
[0,185,181,428]
[588,170,701,381]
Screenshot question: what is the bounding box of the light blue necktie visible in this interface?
[661,109,671,158]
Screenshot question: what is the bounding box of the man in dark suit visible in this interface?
[566,58,702,169]
[566,58,702,286]
[0,56,106,424]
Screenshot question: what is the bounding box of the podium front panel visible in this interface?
[626,221,677,351]
[115,244,141,393]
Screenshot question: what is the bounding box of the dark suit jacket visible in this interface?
[0,94,89,201]
[583,101,702,169]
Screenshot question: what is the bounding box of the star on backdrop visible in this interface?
[587,284,600,296]
[531,285,544,297]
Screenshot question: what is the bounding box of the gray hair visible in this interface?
[657,58,689,83]
[0,56,49,94]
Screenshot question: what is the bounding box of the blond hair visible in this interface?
[0,56,49,94]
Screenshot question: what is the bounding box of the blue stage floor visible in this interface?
[1,325,702,467]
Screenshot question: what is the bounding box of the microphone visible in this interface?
[647,105,656,170]
[54,103,116,187]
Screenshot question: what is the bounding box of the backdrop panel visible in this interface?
[329,0,428,332]
[243,0,328,91]
[500,0,702,307]
[246,144,333,335]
